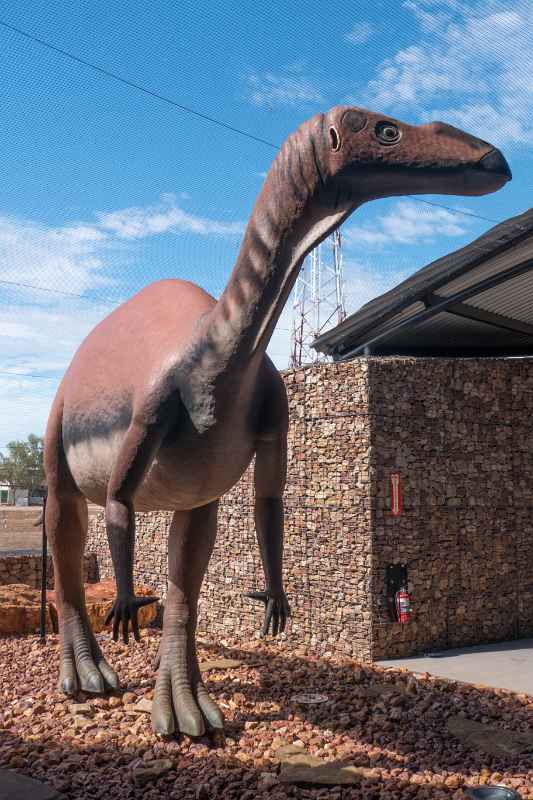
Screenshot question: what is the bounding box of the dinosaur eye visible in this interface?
[375,121,402,145]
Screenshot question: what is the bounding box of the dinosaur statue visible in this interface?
[44,105,511,737]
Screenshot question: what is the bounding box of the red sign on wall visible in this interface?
[390,473,402,516]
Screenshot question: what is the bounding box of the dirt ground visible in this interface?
[0,506,42,551]
[0,528,41,551]
[0,505,101,552]
[0,630,532,799]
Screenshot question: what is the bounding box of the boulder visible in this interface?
[0,579,157,636]
[0,584,53,635]
[447,715,533,757]
[131,758,174,786]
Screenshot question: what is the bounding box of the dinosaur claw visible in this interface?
[134,596,159,609]
[98,661,119,690]
[151,709,175,737]
[244,591,268,603]
[60,676,77,696]
[82,671,105,694]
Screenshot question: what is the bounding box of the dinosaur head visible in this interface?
[320,105,511,201]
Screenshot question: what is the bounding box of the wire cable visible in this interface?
[0,277,118,303]
[0,19,279,152]
[411,198,499,225]
[0,19,508,228]
[0,370,57,381]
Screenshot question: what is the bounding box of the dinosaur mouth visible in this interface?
[476,148,512,181]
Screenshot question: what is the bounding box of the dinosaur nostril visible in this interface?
[329,126,340,151]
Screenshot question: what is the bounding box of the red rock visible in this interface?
[47,579,157,632]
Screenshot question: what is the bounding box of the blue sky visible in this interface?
[0,0,531,445]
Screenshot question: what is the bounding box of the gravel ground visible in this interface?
[0,629,532,799]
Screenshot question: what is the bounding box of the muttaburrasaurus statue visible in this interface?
[43,105,511,736]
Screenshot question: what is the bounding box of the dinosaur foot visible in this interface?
[152,663,224,737]
[58,614,119,695]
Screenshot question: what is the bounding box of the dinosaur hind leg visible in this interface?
[152,501,224,736]
[46,406,118,694]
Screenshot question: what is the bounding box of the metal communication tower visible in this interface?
[290,229,346,368]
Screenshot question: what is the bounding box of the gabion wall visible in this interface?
[0,553,97,589]
[370,357,533,658]
[86,362,374,659]
[86,357,533,660]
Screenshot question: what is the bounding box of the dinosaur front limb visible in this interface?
[246,496,291,635]
[105,496,158,643]
[151,503,223,737]
[247,374,290,637]
[104,421,165,643]
[104,593,158,643]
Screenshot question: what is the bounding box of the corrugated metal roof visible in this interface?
[314,207,533,358]
[379,312,533,355]
[469,270,533,323]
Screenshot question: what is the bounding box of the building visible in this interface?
[314,208,533,359]
[0,484,45,506]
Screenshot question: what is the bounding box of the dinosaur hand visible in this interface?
[104,594,158,644]
[245,590,291,637]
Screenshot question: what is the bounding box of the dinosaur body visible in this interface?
[44,105,511,738]
[61,280,283,512]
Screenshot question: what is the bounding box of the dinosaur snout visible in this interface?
[478,148,512,181]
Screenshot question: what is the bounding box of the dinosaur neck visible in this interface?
[206,118,354,369]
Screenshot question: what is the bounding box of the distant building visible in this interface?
[0,483,13,505]
[0,484,45,506]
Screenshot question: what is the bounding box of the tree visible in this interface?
[0,434,45,498]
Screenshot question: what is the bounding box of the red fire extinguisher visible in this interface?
[395,590,412,624]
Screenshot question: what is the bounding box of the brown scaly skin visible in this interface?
[44,105,511,737]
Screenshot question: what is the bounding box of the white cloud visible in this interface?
[343,227,388,247]
[343,259,410,313]
[362,0,533,146]
[0,196,243,445]
[344,21,373,44]
[245,66,324,109]
[0,301,112,444]
[98,194,243,240]
[0,215,110,299]
[344,200,469,247]
[0,196,242,304]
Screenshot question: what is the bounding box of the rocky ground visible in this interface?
[0,630,532,799]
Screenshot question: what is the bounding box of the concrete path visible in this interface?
[377,638,533,695]
[0,769,64,800]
